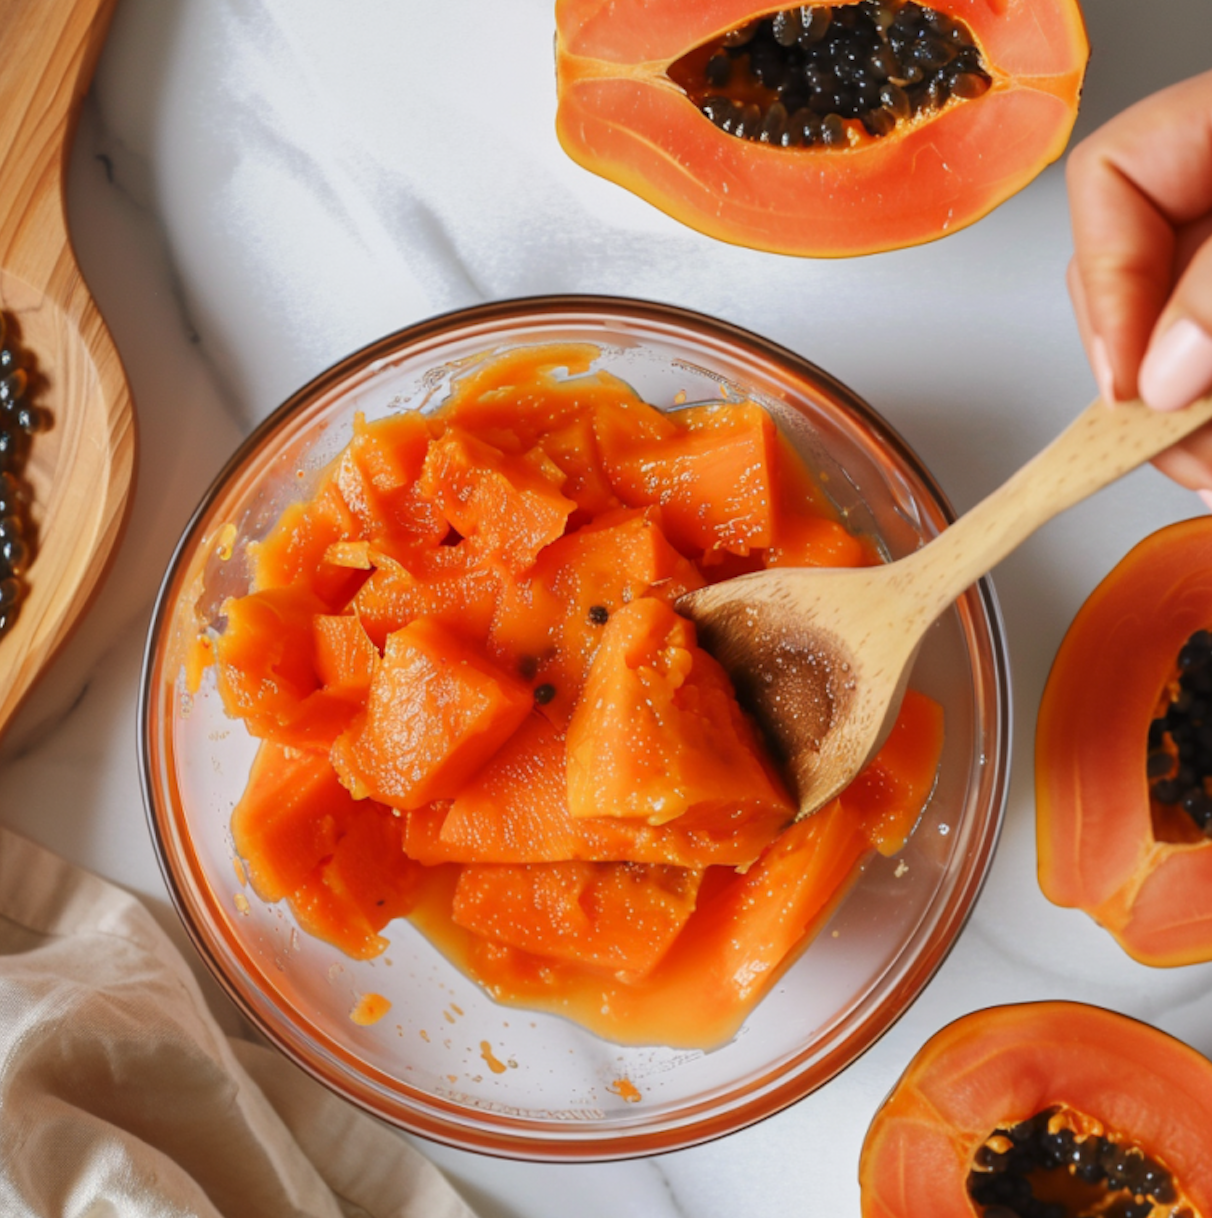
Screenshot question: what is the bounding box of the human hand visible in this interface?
[1066,69,1212,494]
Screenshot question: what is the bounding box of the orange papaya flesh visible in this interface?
[418,428,576,575]
[409,796,871,1046]
[597,399,777,557]
[351,545,501,651]
[331,617,532,809]
[232,743,351,902]
[210,342,945,1045]
[1036,518,1212,966]
[312,613,378,691]
[566,596,794,824]
[452,860,702,980]
[846,688,945,856]
[554,0,1088,257]
[232,743,418,959]
[487,508,705,724]
[333,411,447,554]
[249,479,367,607]
[858,1002,1212,1218]
[408,712,789,868]
[213,586,325,728]
[436,344,634,454]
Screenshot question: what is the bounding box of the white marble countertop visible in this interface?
[4,1,1212,1213]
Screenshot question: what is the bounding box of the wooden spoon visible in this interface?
[0,0,135,738]
[679,392,1212,818]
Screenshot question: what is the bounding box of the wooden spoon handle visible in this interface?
[0,0,119,288]
[900,392,1212,626]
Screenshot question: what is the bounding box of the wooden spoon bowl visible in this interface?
[0,0,135,738]
[681,391,1212,819]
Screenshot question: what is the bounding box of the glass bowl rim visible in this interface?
[138,293,1012,1160]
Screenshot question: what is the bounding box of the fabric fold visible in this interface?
[0,826,475,1218]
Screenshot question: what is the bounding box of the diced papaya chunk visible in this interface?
[352,546,502,651]
[435,343,603,450]
[250,478,367,606]
[232,743,351,902]
[406,712,788,868]
[214,587,324,728]
[320,806,422,930]
[333,411,447,554]
[452,860,702,980]
[419,428,575,574]
[331,618,532,809]
[597,400,776,557]
[566,597,793,825]
[843,689,945,856]
[488,508,705,724]
[535,410,618,519]
[313,613,379,691]
[662,799,870,1006]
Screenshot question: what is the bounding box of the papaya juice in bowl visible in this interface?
[140,296,1010,1159]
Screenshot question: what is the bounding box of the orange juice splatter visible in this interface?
[446,1074,458,1083]
[479,1041,508,1074]
[350,992,391,1026]
[232,856,247,886]
[215,522,238,561]
[233,892,250,916]
[608,1077,642,1103]
[419,1029,430,1043]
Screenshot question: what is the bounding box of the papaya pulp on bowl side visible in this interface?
[858,1001,1212,1218]
[554,0,1089,256]
[204,341,947,1048]
[1036,517,1212,966]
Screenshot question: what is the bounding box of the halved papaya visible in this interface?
[859,1001,1212,1218]
[555,0,1088,256]
[1036,517,1212,966]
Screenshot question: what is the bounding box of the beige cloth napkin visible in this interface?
[0,826,477,1218]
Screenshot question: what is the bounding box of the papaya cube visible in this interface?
[451,860,703,980]
[333,411,447,553]
[488,508,705,725]
[331,617,531,809]
[214,587,324,727]
[232,743,356,902]
[419,428,575,575]
[566,597,793,825]
[250,478,367,607]
[313,613,379,692]
[843,688,945,856]
[319,806,422,930]
[597,400,777,557]
[352,546,501,651]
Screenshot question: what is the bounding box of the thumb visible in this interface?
[1140,230,1212,412]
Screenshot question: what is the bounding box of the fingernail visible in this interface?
[1090,335,1118,404]
[1140,318,1212,412]
[1199,490,1212,512]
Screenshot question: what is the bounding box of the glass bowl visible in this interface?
[140,296,1010,1160]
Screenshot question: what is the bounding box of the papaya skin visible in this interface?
[554,0,1089,257]
[1036,517,1212,966]
[859,1001,1212,1218]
